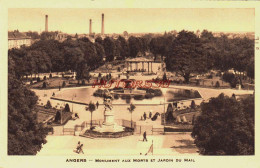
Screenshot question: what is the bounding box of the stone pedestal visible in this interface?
[103,110,115,126]
[93,90,125,133]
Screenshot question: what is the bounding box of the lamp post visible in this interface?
[162,88,166,135]
[72,93,76,113]
[72,97,74,113]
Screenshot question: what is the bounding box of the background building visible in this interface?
[8,30,32,49]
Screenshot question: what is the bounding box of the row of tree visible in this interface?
[10,30,254,84]
[163,30,254,83]
[9,34,152,80]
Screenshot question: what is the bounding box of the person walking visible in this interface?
[76,141,81,153]
[96,101,99,109]
[143,131,147,142]
[143,112,147,121]
[78,144,84,154]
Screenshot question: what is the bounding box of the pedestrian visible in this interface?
[75,113,79,119]
[143,131,147,142]
[143,112,147,120]
[78,144,84,154]
[141,116,143,121]
[76,141,81,153]
[96,101,99,109]
[149,111,152,119]
[52,92,55,96]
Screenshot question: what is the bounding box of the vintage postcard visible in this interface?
[0,0,259,168]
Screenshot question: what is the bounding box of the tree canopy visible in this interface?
[192,93,254,155]
[8,59,48,154]
[166,30,207,83]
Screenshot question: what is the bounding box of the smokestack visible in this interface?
[89,19,92,35]
[101,13,104,35]
[45,15,48,32]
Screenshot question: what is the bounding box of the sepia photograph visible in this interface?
[7,8,255,157]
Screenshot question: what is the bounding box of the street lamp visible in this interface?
[162,88,167,135]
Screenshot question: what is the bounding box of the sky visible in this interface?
[8,8,255,34]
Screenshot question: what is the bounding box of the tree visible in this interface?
[162,72,167,81]
[200,30,217,70]
[222,72,238,88]
[166,30,207,83]
[40,31,59,40]
[128,36,141,58]
[26,31,40,39]
[214,35,234,72]
[86,101,96,128]
[95,43,105,64]
[103,37,116,62]
[192,93,254,155]
[231,37,254,86]
[116,36,129,59]
[63,45,84,72]
[165,103,175,123]
[246,57,254,81]
[95,36,103,45]
[8,71,48,154]
[149,36,166,60]
[127,103,136,129]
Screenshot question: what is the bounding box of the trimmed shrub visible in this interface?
[45,100,52,109]
[62,81,66,87]
[153,89,163,96]
[64,103,70,112]
[49,73,52,78]
[93,89,104,97]
[166,103,176,123]
[191,100,196,109]
[196,80,200,86]
[42,81,47,88]
[43,76,47,80]
[121,94,131,100]
[163,73,167,81]
[125,97,131,104]
[37,77,41,82]
[222,72,238,88]
[134,94,144,100]
[82,80,85,85]
[145,93,154,99]
[207,74,213,79]
[114,94,119,99]
[215,81,220,88]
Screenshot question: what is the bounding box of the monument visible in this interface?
[93,89,125,132]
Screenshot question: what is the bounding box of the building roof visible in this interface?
[126,57,153,62]
[8,31,31,40]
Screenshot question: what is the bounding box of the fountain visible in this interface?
[93,89,125,133]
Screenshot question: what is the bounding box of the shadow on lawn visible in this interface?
[171,140,198,153]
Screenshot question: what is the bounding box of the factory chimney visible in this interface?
[45,15,48,32]
[101,13,104,35]
[89,19,92,35]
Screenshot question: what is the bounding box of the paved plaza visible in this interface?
[38,133,197,155]
[34,84,253,156]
